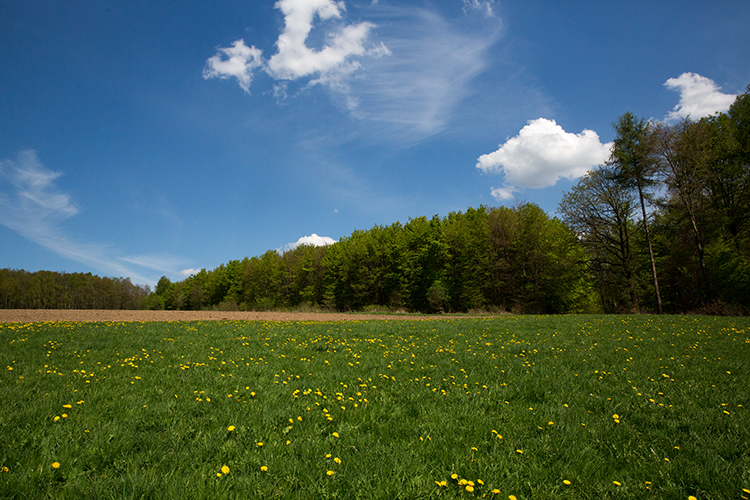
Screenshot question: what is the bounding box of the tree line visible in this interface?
[4,85,747,315]
[0,269,151,310]
[148,84,748,315]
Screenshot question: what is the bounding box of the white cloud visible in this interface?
[267,0,376,81]
[476,118,612,191]
[490,185,519,201]
[283,233,337,252]
[203,39,263,93]
[0,150,186,286]
[664,72,737,122]
[179,268,201,277]
[205,0,386,96]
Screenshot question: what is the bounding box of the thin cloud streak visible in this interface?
[0,150,184,286]
[342,4,502,143]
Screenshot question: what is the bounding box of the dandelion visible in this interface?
[516,449,523,454]
[334,457,341,464]
[332,432,339,438]
[61,414,68,418]
[221,465,229,474]
[688,496,697,500]
[257,442,263,447]
[260,466,268,472]
[51,462,60,469]
[563,479,571,485]
[491,489,500,494]
[451,473,458,480]
[466,485,475,492]
[216,472,222,477]
[63,404,72,409]
[326,470,335,476]
[227,425,235,432]
[509,496,517,500]
[54,416,60,421]
[613,481,621,486]
[1,466,8,472]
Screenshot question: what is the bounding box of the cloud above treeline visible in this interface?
[476,118,611,200]
[283,233,337,253]
[477,73,739,201]
[664,72,737,122]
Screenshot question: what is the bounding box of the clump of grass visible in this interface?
[1,315,748,499]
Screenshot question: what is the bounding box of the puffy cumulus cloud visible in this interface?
[203,39,263,93]
[204,0,387,94]
[179,268,201,277]
[283,233,337,252]
[664,72,737,122]
[476,118,612,194]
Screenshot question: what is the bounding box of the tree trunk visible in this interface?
[637,183,663,314]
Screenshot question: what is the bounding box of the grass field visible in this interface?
[1,315,749,499]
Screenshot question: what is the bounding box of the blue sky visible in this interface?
[1,0,749,287]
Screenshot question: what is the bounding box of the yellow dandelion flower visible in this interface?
[509,495,517,500]
[61,414,68,418]
[491,489,500,494]
[260,466,268,472]
[471,447,478,451]
[216,472,222,478]
[563,479,571,485]
[326,454,332,458]
[459,479,468,486]
[516,449,523,454]
[466,485,475,492]
[613,481,621,486]
[51,462,60,469]
[227,426,235,432]
[334,457,341,464]
[221,465,229,474]
[1,466,8,473]
[688,496,697,500]
[451,473,458,480]
[257,442,263,447]
[548,421,554,425]
[332,432,339,438]
[63,404,72,409]
[54,416,60,421]
[326,470,335,476]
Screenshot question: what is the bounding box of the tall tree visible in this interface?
[609,112,663,313]
[559,167,640,312]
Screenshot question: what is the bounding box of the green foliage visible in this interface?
[0,269,150,310]
[1,316,749,498]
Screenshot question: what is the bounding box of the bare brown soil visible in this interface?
[0,309,448,323]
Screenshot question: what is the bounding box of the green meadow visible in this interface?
[1,315,749,499]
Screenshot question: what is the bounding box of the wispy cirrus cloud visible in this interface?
[476,118,612,200]
[664,72,737,122]
[0,150,186,286]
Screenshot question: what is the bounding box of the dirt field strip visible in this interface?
[0,309,458,323]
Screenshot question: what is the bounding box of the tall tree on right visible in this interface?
[608,112,663,313]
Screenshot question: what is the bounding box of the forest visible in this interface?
[3,85,748,314]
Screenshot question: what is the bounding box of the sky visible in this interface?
[1,0,749,287]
